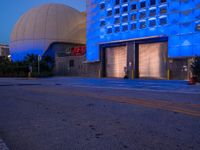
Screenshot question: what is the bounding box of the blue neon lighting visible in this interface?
[86,0,200,61]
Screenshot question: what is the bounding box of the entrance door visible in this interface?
[106,46,127,78]
[170,59,188,80]
[139,42,168,79]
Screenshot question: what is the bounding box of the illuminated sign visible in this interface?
[64,46,86,56]
[71,46,86,56]
[65,47,71,55]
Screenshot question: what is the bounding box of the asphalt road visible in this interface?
[0,77,200,150]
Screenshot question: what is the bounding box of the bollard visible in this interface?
[167,69,170,80]
[132,70,134,79]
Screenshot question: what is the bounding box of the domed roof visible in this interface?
[10,3,86,60]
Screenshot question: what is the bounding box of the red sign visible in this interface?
[71,46,86,56]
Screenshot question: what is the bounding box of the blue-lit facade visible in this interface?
[86,0,200,79]
[87,0,200,60]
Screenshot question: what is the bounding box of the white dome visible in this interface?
[10,3,86,60]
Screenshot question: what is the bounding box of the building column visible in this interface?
[100,46,106,77]
[127,42,135,79]
[134,43,139,79]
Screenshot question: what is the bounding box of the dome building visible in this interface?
[10,3,86,61]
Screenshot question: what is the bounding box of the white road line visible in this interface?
[69,84,200,95]
[0,138,9,150]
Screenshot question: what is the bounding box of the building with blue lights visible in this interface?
[86,0,200,80]
[10,3,86,61]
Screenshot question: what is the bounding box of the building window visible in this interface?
[160,0,167,4]
[195,23,200,31]
[115,0,120,5]
[131,23,137,30]
[100,20,105,27]
[140,11,146,19]
[122,6,128,13]
[140,1,146,9]
[107,10,112,17]
[149,19,156,27]
[160,7,167,15]
[140,21,146,29]
[150,0,156,6]
[107,28,112,34]
[114,17,120,24]
[131,14,137,21]
[100,3,105,10]
[123,0,128,3]
[115,26,120,33]
[122,16,128,23]
[115,8,120,15]
[149,9,156,17]
[69,60,74,67]
[122,25,128,31]
[159,17,167,25]
[130,4,137,11]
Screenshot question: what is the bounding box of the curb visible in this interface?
[0,138,9,150]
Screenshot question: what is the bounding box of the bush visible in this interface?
[0,54,54,78]
[191,57,200,82]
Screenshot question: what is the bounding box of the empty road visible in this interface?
[0,77,200,150]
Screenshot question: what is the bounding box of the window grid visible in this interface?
[100,0,169,34]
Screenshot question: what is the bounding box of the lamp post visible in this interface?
[8,55,11,61]
[38,55,41,75]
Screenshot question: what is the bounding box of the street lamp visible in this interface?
[38,55,41,75]
[8,55,11,61]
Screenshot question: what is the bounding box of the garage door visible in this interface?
[139,42,167,79]
[106,46,127,78]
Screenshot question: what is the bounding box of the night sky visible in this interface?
[0,0,86,45]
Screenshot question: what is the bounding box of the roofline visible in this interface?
[97,35,167,45]
[0,44,9,47]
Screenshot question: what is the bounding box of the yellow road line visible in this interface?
[28,87,200,117]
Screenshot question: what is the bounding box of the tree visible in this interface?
[24,54,38,65]
[0,54,54,77]
[39,55,54,72]
[191,57,200,82]
[0,57,11,65]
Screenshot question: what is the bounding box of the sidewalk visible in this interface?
[0,137,9,150]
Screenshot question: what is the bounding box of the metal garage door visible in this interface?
[106,46,127,78]
[139,42,168,79]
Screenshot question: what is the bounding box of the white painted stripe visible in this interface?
[69,84,200,95]
[0,138,9,150]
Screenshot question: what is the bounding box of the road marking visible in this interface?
[28,87,200,117]
[0,138,9,150]
[68,84,200,95]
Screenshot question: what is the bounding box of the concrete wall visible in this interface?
[168,58,191,80]
[55,55,100,77]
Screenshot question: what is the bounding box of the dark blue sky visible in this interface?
[0,0,86,45]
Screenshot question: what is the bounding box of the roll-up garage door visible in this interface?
[106,46,127,78]
[139,42,168,79]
